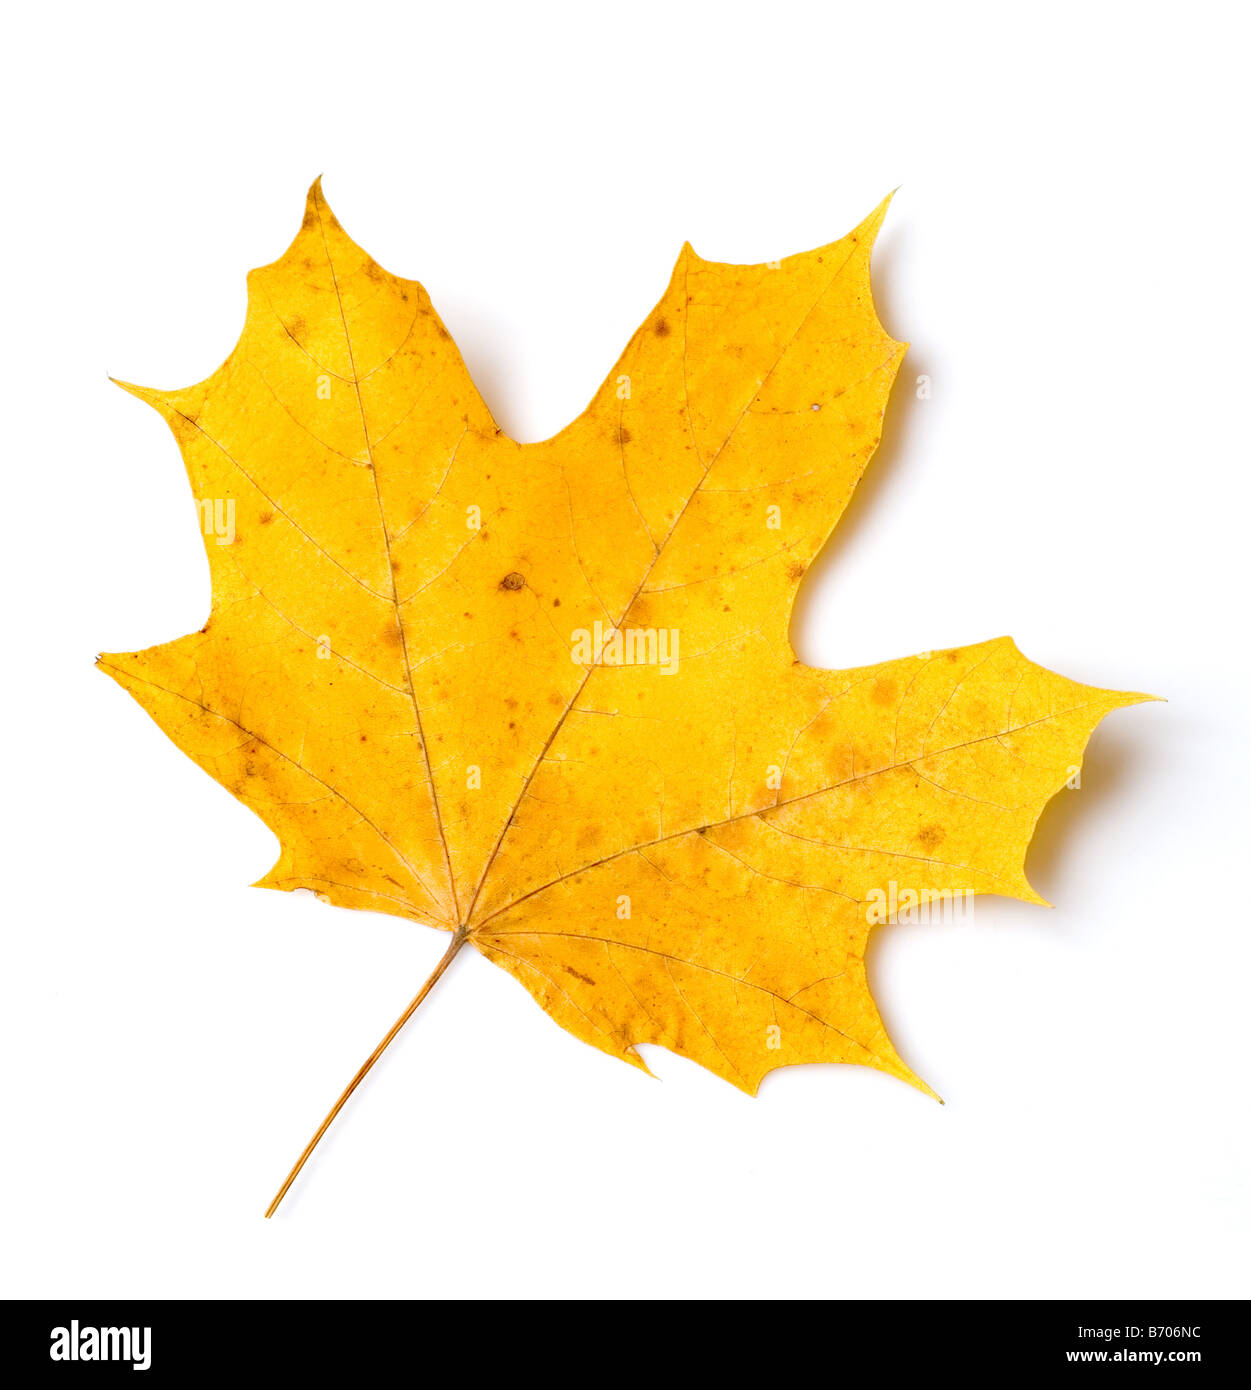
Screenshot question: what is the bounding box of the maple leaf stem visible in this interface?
[264,925,468,1218]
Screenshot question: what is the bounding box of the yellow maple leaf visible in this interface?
[100,181,1149,1213]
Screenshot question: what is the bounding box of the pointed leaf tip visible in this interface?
[855,190,897,246]
[110,377,160,407]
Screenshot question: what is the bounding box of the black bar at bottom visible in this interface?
[0,1298,1234,1378]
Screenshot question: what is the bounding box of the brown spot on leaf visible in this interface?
[562,964,596,986]
[871,677,897,706]
[500,571,526,591]
[917,823,946,851]
[654,317,671,337]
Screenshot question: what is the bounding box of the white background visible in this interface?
[2,1,1246,1300]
